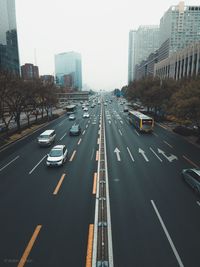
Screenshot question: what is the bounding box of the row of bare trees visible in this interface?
[122,75,200,130]
[0,71,57,133]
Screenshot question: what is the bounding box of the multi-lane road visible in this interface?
[0,96,200,267]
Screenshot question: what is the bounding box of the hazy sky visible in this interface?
[15,0,199,91]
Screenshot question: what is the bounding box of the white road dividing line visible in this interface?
[86,124,88,128]
[197,201,200,207]
[60,133,67,140]
[164,140,173,148]
[0,156,20,172]
[127,147,134,162]
[153,132,158,137]
[134,130,140,136]
[78,138,82,145]
[150,147,162,162]
[118,129,123,136]
[120,120,123,124]
[29,155,47,175]
[82,130,86,135]
[151,200,184,267]
[69,150,76,162]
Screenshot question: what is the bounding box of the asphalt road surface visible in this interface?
[0,95,200,267]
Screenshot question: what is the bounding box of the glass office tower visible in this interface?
[0,0,20,74]
[55,51,82,90]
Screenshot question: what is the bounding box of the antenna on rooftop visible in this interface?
[34,48,37,66]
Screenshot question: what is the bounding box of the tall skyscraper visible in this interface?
[55,51,82,90]
[159,1,200,60]
[0,0,20,74]
[128,30,136,84]
[134,25,160,66]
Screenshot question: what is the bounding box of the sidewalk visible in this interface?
[0,108,66,150]
[158,121,200,149]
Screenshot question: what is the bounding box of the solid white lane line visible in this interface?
[164,140,173,148]
[0,156,20,172]
[29,155,47,174]
[127,147,134,162]
[119,129,122,136]
[135,130,140,136]
[151,200,184,267]
[60,133,67,140]
[150,147,163,162]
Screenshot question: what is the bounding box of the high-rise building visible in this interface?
[159,1,200,60]
[128,30,136,84]
[134,25,160,66]
[128,25,159,82]
[55,51,82,90]
[0,0,20,74]
[21,63,39,80]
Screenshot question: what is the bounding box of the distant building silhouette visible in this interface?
[21,63,39,80]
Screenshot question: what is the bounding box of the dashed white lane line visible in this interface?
[60,133,67,140]
[29,155,47,174]
[164,140,173,148]
[82,130,86,135]
[69,150,76,162]
[153,132,158,137]
[119,129,122,136]
[127,147,134,162]
[197,201,200,207]
[150,147,162,162]
[78,138,82,145]
[135,130,140,136]
[151,200,184,267]
[0,156,20,172]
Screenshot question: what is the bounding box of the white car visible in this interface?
[46,145,68,167]
[83,112,90,118]
[83,107,88,111]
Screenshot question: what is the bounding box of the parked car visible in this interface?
[69,114,76,120]
[37,129,56,146]
[69,124,81,136]
[182,168,200,194]
[83,107,88,111]
[46,145,68,167]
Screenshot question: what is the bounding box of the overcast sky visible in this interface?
[15,0,199,91]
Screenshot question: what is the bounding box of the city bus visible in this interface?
[128,110,154,133]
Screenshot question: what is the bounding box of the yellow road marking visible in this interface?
[53,173,66,195]
[85,224,94,267]
[92,173,97,194]
[183,155,199,168]
[69,150,76,162]
[96,151,99,161]
[18,225,42,267]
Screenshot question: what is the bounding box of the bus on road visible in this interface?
[128,110,154,133]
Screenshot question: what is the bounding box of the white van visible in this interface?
[37,130,56,146]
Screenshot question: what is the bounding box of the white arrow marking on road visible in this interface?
[139,148,149,162]
[150,147,162,162]
[114,147,121,161]
[127,147,134,162]
[158,148,178,162]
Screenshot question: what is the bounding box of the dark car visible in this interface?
[182,168,200,194]
[69,124,81,136]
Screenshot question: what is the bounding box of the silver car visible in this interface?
[182,168,200,194]
[46,145,68,167]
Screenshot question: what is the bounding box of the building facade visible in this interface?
[154,41,200,80]
[40,75,54,84]
[55,51,82,90]
[21,63,39,80]
[128,30,136,83]
[159,1,200,60]
[0,0,20,74]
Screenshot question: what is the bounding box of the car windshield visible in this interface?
[39,135,49,139]
[49,149,62,157]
